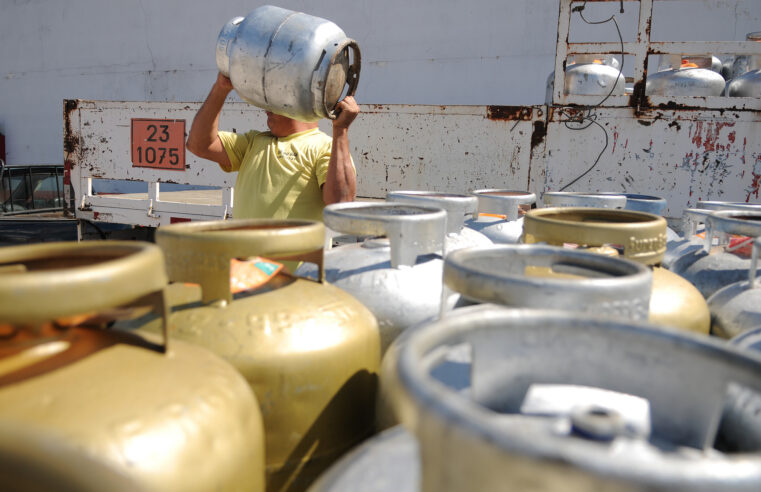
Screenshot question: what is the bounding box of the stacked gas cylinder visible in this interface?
[544,34,761,103]
[308,190,761,492]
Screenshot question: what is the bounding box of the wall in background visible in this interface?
[2,0,760,165]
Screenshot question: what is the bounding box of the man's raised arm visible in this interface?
[186,73,234,171]
[323,96,360,205]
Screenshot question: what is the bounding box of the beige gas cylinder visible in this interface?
[0,241,265,491]
[522,207,710,334]
[139,219,381,492]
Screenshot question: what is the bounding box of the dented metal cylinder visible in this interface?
[216,5,361,121]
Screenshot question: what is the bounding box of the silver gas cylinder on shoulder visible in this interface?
[673,210,761,299]
[386,191,493,251]
[294,202,448,354]
[647,55,726,97]
[216,5,360,121]
[464,189,535,244]
[708,237,761,339]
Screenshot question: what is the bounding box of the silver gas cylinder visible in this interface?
[381,307,761,492]
[666,203,761,271]
[545,55,624,104]
[295,202,448,354]
[707,237,761,339]
[464,189,536,244]
[441,244,653,321]
[386,191,493,252]
[647,55,726,97]
[727,32,761,97]
[216,5,361,121]
[674,210,761,299]
[542,191,626,209]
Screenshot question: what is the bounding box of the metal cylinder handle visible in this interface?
[697,201,761,212]
[0,241,169,352]
[619,194,667,215]
[444,244,652,320]
[323,202,447,268]
[748,236,761,288]
[682,208,713,238]
[543,192,626,209]
[471,190,536,221]
[155,219,325,304]
[704,210,761,254]
[324,39,361,120]
[391,307,761,488]
[521,207,668,265]
[387,191,478,234]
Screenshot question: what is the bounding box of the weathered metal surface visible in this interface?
[65,99,266,226]
[540,107,761,217]
[67,98,761,225]
[345,104,541,197]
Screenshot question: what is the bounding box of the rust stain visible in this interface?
[63,99,80,154]
[530,121,547,151]
[487,106,532,121]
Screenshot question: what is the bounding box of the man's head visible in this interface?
[266,111,318,138]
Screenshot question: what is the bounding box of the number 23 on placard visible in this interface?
[131,119,185,171]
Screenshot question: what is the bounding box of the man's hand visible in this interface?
[215,73,234,93]
[332,96,360,130]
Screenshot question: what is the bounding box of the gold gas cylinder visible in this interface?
[522,207,710,334]
[134,219,381,492]
[0,241,265,491]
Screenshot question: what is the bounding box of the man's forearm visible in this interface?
[186,76,233,168]
[323,127,357,204]
[187,86,226,151]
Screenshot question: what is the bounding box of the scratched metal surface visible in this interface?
[323,104,542,198]
[540,107,761,217]
[66,100,761,225]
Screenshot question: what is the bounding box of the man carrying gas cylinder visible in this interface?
[186,72,360,222]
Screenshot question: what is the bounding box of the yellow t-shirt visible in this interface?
[218,127,352,221]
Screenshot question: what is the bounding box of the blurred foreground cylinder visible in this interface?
[386,307,761,491]
[0,242,265,491]
[217,5,361,121]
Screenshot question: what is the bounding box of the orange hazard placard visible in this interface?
[131,119,186,171]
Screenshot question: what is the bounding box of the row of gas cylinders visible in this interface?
[2,190,761,491]
[546,32,761,102]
